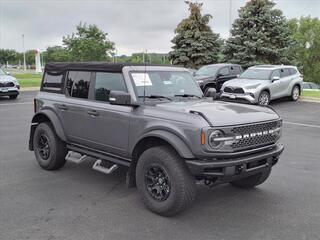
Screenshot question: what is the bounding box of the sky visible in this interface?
[0,0,319,55]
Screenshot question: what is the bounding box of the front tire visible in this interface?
[230,169,271,189]
[258,91,270,105]
[33,122,67,170]
[290,85,300,101]
[136,146,196,216]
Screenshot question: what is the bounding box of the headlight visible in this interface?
[197,80,204,84]
[208,130,224,149]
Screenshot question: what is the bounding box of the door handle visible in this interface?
[87,109,99,117]
[57,104,68,111]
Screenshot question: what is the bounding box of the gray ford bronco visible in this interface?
[29,63,284,216]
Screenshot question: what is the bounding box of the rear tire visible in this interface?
[136,146,196,216]
[230,169,271,189]
[258,91,270,105]
[290,85,300,101]
[9,95,18,99]
[33,122,67,170]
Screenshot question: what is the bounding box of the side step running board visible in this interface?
[65,151,89,164]
[92,160,118,175]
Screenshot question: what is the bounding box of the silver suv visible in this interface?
[220,65,303,105]
[29,63,284,216]
[0,67,20,99]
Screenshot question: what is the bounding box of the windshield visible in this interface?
[239,69,272,80]
[195,65,219,77]
[0,68,6,75]
[130,71,203,100]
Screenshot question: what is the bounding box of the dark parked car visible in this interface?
[194,63,243,93]
[29,63,283,216]
[303,82,319,90]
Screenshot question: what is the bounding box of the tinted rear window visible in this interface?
[42,71,64,92]
[289,68,298,75]
[280,68,291,78]
[66,71,91,99]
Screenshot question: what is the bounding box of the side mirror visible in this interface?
[205,87,218,99]
[272,76,280,82]
[109,91,134,106]
[6,71,10,75]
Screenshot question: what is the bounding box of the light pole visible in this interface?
[22,34,26,71]
[229,0,232,37]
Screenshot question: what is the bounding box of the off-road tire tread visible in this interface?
[136,146,196,217]
[33,122,67,170]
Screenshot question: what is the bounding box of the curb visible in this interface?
[300,97,320,103]
[20,87,40,91]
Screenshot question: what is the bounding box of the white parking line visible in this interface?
[284,121,320,129]
[0,101,33,106]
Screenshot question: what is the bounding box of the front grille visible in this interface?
[224,87,244,94]
[0,82,14,87]
[230,120,281,150]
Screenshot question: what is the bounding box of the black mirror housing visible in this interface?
[109,91,133,105]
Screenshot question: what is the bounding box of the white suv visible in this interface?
[220,65,303,105]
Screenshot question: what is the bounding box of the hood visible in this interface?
[223,78,269,89]
[0,74,17,83]
[155,100,279,127]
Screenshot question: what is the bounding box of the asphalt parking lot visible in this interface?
[1,91,319,240]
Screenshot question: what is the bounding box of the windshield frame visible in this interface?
[238,68,273,80]
[128,70,204,102]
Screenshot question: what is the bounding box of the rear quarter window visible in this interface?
[289,68,298,75]
[41,71,65,93]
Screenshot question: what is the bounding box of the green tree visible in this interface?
[44,46,70,63]
[0,49,19,65]
[224,0,293,68]
[289,17,320,84]
[63,22,115,61]
[169,1,222,69]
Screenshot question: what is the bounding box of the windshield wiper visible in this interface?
[174,94,202,99]
[138,95,172,101]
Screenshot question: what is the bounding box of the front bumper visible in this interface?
[220,92,256,104]
[186,144,284,181]
[0,87,19,96]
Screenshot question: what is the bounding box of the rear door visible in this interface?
[279,68,292,97]
[58,71,93,146]
[85,71,131,157]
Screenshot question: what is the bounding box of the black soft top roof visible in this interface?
[45,62,171,73]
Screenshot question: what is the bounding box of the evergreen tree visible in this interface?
[169,1,222,69]
[224,0,293,68]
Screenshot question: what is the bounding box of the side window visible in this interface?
[219,67,230,76]
[289,68,297,75]
[94,72,127,102]
[280,68,290,78]
[230,66,241,75]
[270,70,280,79]
[42,71,64,92]
[66,71,91,99]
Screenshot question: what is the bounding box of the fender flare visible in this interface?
[134,130,195,159]
[31,110,67,142]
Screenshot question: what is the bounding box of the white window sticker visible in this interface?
[132,73,152,86]
[163,80,172,85]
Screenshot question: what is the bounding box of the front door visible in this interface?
[84,71,131,158]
